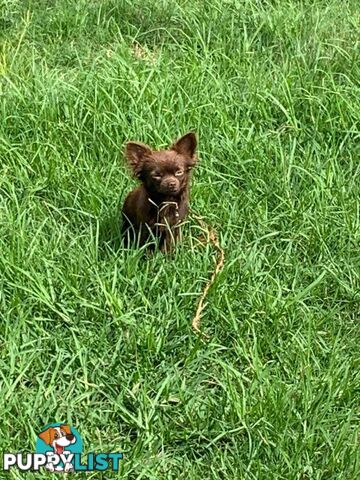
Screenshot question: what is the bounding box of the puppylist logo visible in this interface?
[3,423,123,473]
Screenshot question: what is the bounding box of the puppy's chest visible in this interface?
[149,199,187,228]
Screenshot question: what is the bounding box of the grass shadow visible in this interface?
[98,206,123,256]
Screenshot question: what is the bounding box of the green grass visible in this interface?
[1,0,359,478]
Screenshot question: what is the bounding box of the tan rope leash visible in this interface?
[147,199,225,336]
[190,213,225,337]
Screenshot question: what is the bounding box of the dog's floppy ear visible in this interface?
[61,425,72,435]
[171,132,197,164]
[38,428,52,445]
[125,142,152,176]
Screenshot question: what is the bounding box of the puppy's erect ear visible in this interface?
[38,428,52,445]
[125,142,152,176]
[171,132,197,164]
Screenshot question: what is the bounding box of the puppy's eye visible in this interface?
[175,170,184,177]
[60,430,66,436]
[54,433,59,439]
[152,172,162,180]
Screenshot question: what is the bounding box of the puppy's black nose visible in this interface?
[167,180,177,188]
[66,434,75,441]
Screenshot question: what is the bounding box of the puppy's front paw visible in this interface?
[64,462,74,472]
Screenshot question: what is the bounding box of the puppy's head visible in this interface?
[125,132,197,196]
[38,425,76,454]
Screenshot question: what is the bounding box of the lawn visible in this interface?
[0,0,359,478]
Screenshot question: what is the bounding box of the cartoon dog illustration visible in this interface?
[38,424,76,472]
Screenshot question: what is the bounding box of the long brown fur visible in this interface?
[122,132,198,252]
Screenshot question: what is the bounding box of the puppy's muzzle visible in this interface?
[162,179,180,193]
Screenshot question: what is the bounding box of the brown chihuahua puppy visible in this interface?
[122,132,197,252]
